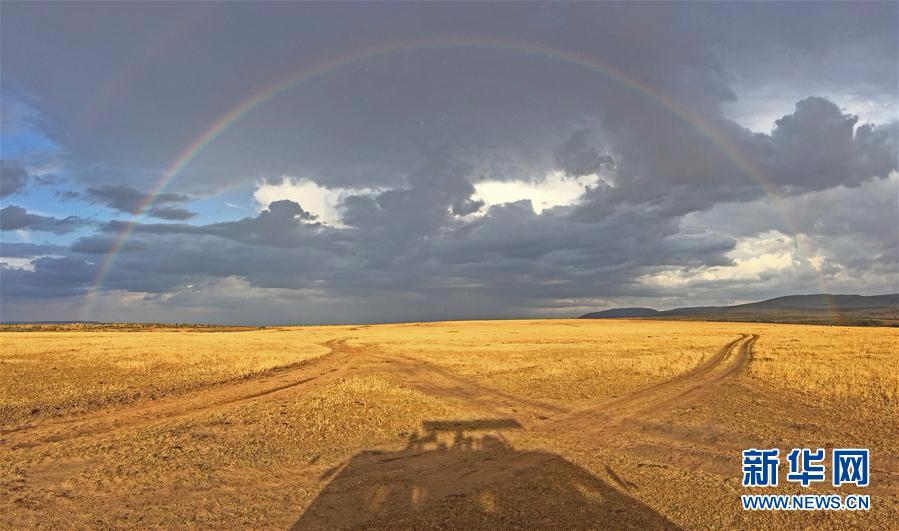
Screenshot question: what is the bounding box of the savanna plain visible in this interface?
[1,319,896,529]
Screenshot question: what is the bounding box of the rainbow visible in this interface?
[79,36,838,322]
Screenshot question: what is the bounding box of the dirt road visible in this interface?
[3,335,753,451]
[1,339,363,447]
[3,331,893,529]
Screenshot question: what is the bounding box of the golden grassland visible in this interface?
[1,319,897,529]
[1,320,737,424]
[0,326,356,423]
[750,326,898,405]
[352,320,722,404]
[5,321,896,421]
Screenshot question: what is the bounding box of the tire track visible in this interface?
[2,334,757,456]
[544,334,759,478]
[1,339,361,448]
[623,333,756,418]
[544,334,751,430]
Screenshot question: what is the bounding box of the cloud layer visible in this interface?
[0,3,896,323]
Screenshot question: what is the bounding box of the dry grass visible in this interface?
[0,327,354,424]
[4,320,896,423]
[748,325,899,409]
[190,375,461,467]
[343,320,741,405]
[1,319,896,529]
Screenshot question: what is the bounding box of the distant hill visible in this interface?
[580,294,899,326]
[580,308,659,318]
[729,294,898,310]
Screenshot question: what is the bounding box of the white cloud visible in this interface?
[725,87,897,133]
[641,231,800,287]
[473,171,601,213]
[252,176,378,227]
[0,257,35,271]
[253,171,599,224]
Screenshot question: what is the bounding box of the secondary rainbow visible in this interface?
[80,35,837,321]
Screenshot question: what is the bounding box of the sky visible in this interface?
[1,2,897,324]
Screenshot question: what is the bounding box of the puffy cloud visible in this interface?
[676,173,899,300]
[575,97,897,223]
[252,177,380,226]
[763,97,897,191]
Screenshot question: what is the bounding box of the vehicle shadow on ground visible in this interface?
[292,419,679,530]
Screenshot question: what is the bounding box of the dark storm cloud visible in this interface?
[1,2,896,322]
[0,205,91,234]
[574,97,897,222]
[0,162,29,197]
[763,97,897,191]
[679,174,899,298]
[9,1,888,193]
[688,2,898,101]
[85,184,193,218]
[339,150,479,257]
[59,189,734,310]
[554,130,613,177]
[0,256,94,299]
[0,242,67,258]
[101,200,327,249]
[70,235,146,255]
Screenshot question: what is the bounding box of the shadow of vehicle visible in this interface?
[293,419,678,529]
